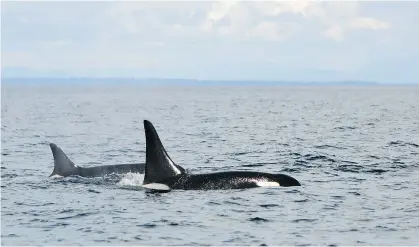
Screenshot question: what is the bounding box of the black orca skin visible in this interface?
[142,120,301,192]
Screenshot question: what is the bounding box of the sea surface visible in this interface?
[1,81,419,245]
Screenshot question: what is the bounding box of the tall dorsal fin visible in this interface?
[49,143,78,177]
[142,120,185,185]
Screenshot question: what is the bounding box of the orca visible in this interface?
[49,143,145,177]
[141,120,301,192]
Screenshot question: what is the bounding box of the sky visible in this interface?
[1,1,419,83]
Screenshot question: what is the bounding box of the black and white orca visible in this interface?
[141,120,301,192]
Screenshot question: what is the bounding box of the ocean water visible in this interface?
[1,82,419,245]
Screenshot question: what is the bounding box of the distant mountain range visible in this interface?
[1,66,417,86]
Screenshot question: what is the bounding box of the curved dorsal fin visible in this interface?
[49,143,78,177]
[142,120,185,185]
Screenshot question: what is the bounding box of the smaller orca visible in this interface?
[49,143,145,177]
[141,120,301,192]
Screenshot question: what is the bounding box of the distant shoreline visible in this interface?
[1,77,418,86]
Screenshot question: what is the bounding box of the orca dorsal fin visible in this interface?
[49,143,78,177]
[142,120,185,185]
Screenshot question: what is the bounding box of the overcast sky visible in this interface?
[2,1,419,83]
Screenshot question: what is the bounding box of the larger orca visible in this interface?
[49,143,145,177]
[141,120,301,192]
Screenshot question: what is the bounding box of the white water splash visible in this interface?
[117,172,144,189]
[117,173,171,191]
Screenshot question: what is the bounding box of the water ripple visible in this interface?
[2,84,419,246]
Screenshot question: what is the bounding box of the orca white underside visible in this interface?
[256,181,280,187]
[142,183,171,191]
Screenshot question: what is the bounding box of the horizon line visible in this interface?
[1,76,418,86]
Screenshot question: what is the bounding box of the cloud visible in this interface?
[350,17,390,30]
[249,21,285,41]
[323,25,345,42]
[103,1,391,43]
[1,1,418,82]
